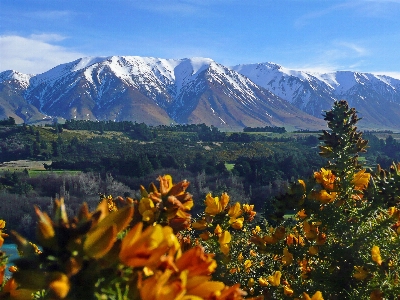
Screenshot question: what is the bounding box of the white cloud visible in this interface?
[373,72,400,80]
[336,42,368,56]
[296,64,340,74]
[295,40,369,73]
[29,33,67,42]
[0,35,85,74]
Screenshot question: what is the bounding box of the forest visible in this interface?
[0,117,399,242]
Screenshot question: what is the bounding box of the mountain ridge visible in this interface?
[1,56,400,131]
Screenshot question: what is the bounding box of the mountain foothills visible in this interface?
[1,56,400,130]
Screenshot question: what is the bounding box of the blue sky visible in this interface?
[1,0,400,77]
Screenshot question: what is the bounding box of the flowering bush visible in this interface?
[0,100,399,299]
[189,101,399,299]
[0,182,248,299]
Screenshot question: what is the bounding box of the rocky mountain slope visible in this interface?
[1,56,400,131]
[233,62,400,130]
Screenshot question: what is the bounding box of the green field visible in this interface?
[0,160,51,171]
[0,160,81,177]
[225,163,235,171]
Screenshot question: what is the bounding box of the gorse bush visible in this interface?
[0,189,248,299]
[0,100,399,299]
[192,100,399,299]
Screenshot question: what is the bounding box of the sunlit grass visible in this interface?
[225,163,235,171]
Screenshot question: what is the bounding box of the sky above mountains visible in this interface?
[1,0,400,78]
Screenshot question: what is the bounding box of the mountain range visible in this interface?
[1,56,400,131]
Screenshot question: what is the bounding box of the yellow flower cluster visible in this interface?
[0,220,8,248]
[192,193,257,256]
[121,225,245,300]
[1,179,250,300]
[309,168,337,204]
[137,175,194,232]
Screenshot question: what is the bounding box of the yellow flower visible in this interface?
[186,277,226,299]
[371,245,382,265]
[228,202,243,229]
[353,266,368,280]
[34,206,55,246]
[192,219,208,230]
[259,277,269,287]
[218,283,247,299]
[214,224,223,236]
[302,291,324,300]
[140,269,185,300]
[219,243,230,255]
[284,285,294,296]
[229,217,244,230]
[314,168,335,190]
[238,252,244,261]
[252,225,261,234]
[303,220,319,240]
[175,246,217,276]
[298,179,306,190]
[299,259,310,279]
[244,259,252,270]
[218,231,231,256]
[282,247,293,266]
[146,175,194,222]
[388,206,400,218]
[159,174,173,195]
[267,271,281,287]
[205,193,229,216]
[297,209,307,219]
[309,190,337,204]
[242,204,254,213]
[242,204,257,221]
[352,169,371,190]
[220,192,230,206]
[286,233,305,246]
[316,232,327,245]
[247,278,255,288]
[119,223,173,269]
[139,197,156,222]
[199,231,212,241]
[48,272,70,299]
[105,195,118,212]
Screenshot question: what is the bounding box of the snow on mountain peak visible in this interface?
[0,70,32,85]
[72,56,110,72]
[232,62,318,90]
[184,57,214,74]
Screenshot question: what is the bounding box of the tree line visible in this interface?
[243,125,286,133]
[0,117,16,126]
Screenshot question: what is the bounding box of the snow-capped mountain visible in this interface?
[1,56,400,130]
[0,70,47,123]
[232,63,400,130]
[0,56,323,130]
